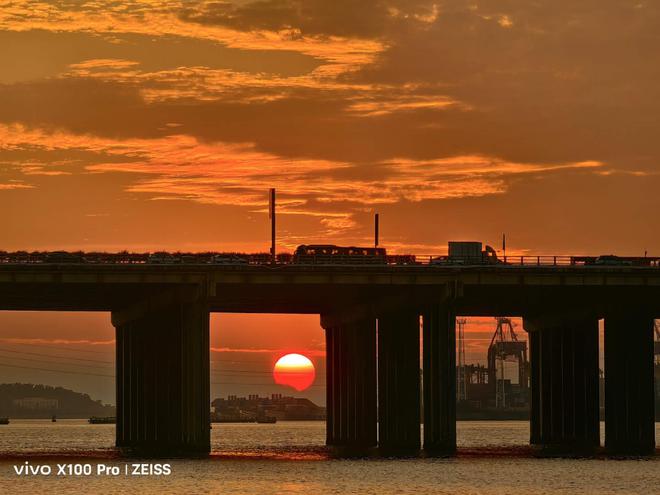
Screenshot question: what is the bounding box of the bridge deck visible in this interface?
[0,263,659,315]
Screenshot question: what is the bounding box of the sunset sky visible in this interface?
[0,1,658,404]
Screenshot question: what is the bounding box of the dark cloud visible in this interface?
[0,78,165,139]
[353,0,660,170]
[3,2,658,171]
[0,77,446,162]
[0,72,649,171]
[0,0,660,173]
[179,0,437,39]
[0,29,321,83]
[6,1,658,172]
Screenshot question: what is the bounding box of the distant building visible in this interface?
[211,394,325,421]
[12,397,58,410]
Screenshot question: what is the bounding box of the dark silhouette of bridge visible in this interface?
[0,256,657,456]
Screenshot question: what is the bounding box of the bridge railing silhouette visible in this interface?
[0,251,658,267]
[426,254,660,267]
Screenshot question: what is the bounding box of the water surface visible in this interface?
[1,420,658,494]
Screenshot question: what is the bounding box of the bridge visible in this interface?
[0,255,658,456]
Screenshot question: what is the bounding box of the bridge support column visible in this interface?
[325,318,377,451]
[604,314,655,455]
[378,312,421,453]
[113,300,210,456]
[524,316,599,453]
[422,305,456,454]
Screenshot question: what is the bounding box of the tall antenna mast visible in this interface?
[269,188,276,264]
[502,233,506,260]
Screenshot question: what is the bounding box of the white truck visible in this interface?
[432,241,500,265]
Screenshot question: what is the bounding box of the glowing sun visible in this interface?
[273,353,316,391]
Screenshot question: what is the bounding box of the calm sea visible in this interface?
[0,420,658,494]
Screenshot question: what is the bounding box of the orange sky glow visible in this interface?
[1,1,658,405]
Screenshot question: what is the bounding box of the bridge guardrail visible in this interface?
[0,252,658,267]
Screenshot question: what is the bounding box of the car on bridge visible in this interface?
[43,251,85,264]
[589,255,634,266]
[147,252,181,264]
[572,255,654,266]
[211,254,249,265]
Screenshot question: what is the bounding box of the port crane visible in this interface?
[487,317,529,408]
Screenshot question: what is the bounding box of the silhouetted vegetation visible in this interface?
[0,383,115,418]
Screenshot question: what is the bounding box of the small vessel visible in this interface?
[0,417,9,425]
[213,417,254,423]
[256,416,277,424]
[88,416,116,424]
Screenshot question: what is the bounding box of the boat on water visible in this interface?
[256,416,277,424]
[212,417,254,423]
[0,417,9,425]
[88,416,116,424]
[211,416,277,424]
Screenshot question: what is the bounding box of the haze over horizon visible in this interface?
[0,313,513,405]
[1,1,658,404]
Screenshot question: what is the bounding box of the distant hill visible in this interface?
[0,383,115,419]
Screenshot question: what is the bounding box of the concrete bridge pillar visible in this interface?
[604,314,656,455]
[422,304,456,454]
[113,300,210,455]
[524,316,600,453]
[377,312,421,453]
[324,318,377,451]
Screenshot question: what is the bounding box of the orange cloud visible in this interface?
[0,182,34,190]
[0,124,604,242]
[0,126,601,215]
[0,1,384,79]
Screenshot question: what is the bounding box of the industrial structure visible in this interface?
[0,244,658,457]
[487,317,529,408]
[455,317,530,412]
[456,318,468,402]
[211,394,325,422]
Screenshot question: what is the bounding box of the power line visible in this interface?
[0,347,325,375]
[0,343,320,361]
[0,349,324,377]
[0,347,114,364]
[0,341,112,354]
[0,362,324,387]
[0,356,324,378]
[0,342,326,384]
[0,362,114,378]
[0,354,114,371]
[0,357,325,384]
[0,341,326,363]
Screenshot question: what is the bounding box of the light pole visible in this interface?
[269,188,276,264]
